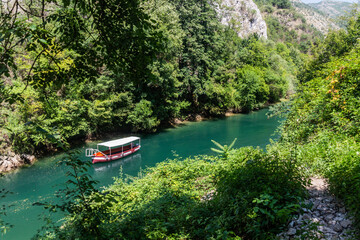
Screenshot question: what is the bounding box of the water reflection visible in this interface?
[93,153,142,173]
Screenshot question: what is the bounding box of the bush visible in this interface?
[235,66,269,112]
[276,34,360,235]
[327,147,360,230]
[214,147,307,239]
[126,99,160,132]
[47,147,306,239]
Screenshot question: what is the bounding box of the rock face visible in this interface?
[217,0,267,39]
[0,153,36,173]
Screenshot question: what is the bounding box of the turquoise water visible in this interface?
[0,109,281,239]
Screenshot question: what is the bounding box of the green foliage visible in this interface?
[127,100,160,132]
[300,13,360,83]
[211,138,237,159]
[255,0,291,9]
[274,14,360,234]
[326,144,360,230]
[283,45,360,144]
[34,151,116,239]
[0,0,300,154]
[235,66,269,112]
[214,147,307,239]
[266,100,291,118]
[44,147,306,239]
[167,0,229,114]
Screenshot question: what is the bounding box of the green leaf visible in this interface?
[29,24,37,31]
[211,140,225,150]
[39,39,48,45]
[211,148,223,153]
[228,138,237,149]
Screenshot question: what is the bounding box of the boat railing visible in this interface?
[85,148,105,157]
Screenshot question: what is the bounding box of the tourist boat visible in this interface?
[85,136,141,164]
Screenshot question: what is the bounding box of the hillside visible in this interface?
[255,0,324,53]
[291,0,340,33]
[0,0,301,172]
[309,0,353,18]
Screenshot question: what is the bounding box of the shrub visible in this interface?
[327,149,360,230]
[47,147,306,239]
[214,147,307,239]
[126,100,160,132]
[235,66,269,112]
[277,35,360,235]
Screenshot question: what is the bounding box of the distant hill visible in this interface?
[308,0,354,18]
[255,0,325,52]
[291,0,340,33]
[302,0,357,3]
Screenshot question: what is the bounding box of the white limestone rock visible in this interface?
[217,0,267,39]
[0,153,36,173]
[340,219,352,228]
[287,228,297,236]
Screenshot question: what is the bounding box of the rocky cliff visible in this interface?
[217,0,268,39]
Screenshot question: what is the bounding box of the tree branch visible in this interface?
[20,49,45,94]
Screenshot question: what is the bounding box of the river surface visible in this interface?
[1,109,281,240]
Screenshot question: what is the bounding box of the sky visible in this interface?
[301,0,358,3]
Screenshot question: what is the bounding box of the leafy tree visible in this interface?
[127,100,160,132]
[169,0,227,113]
[235,66,269,112]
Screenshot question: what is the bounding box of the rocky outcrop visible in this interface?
[278,178,356,239]
[217,0,267,39]
[0,153,36,173]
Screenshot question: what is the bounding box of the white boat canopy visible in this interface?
[97,136,140,148]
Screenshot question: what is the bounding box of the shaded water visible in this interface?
[1,109,281,239]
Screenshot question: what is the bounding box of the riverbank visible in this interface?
[31,146,308,239]
[0,103,278,174]
[0,153,36,173]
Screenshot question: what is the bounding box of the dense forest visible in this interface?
[0,0,303,156]
[2,0,360,239]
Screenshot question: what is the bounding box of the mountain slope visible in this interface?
[291,0,340,33]
[309,0,353,18]
[255,0,324,52]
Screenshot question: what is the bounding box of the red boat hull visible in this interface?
[92,146,141,164]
